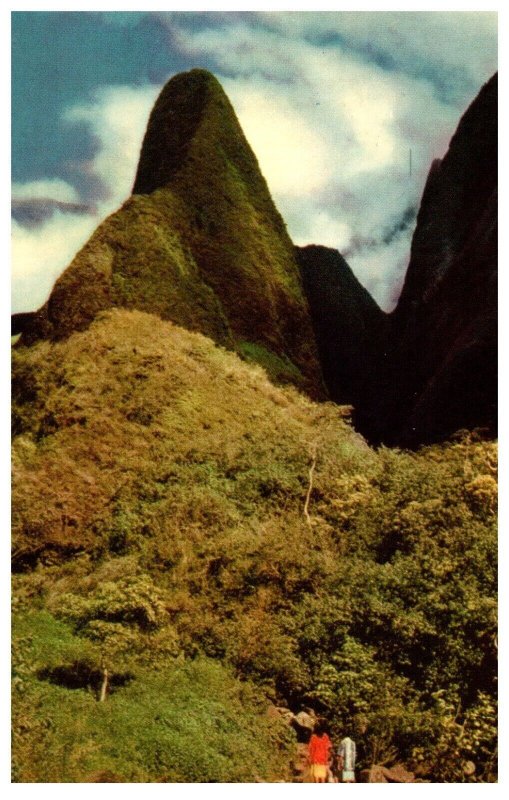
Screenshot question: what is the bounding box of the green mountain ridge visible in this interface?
[18,69,324,399]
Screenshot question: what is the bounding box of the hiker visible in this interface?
[337,736,356,783]
[307,720,332,783]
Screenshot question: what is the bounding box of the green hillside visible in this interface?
[12,309,497,782]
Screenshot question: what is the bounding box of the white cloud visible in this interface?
[11,212,100,312]
[170,21,297,82]
[11,179,80,204]
[254,11,497,102]
[222,79,330,197]
[294,210,351,253]
[348,232,413,313]
[64,84,160,205]
[11,84,159,313]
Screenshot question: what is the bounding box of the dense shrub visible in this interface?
[12,311,497,781]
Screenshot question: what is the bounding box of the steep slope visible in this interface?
[383,73,498,446]
[12,308,362,569]
[296,245,389,439]
[17,69,324,398]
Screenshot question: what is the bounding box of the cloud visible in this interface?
[220,79,331,197]
[11,179,80,204]
[11,212,100,312]
[349,233,413,312]
[63,84,160,204]
[11,84,159,313]
[251,11,497,105]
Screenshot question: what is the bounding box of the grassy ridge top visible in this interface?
[20,70,324,398]
[12,308,497,781]
[13,308,361,568]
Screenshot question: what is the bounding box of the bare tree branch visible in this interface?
[99,667,109,702]
[304,442,317,527]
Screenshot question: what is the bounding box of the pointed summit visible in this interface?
[18,70,324,397]
[133,69,268,201]
[133,69,219,195]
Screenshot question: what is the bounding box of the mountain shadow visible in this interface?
[296,244,390,442]
[384,73,497,447]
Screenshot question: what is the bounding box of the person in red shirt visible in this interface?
[307,720,332,783]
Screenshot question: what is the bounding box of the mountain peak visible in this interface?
[132,68,281,230]
[133,69,231,195]
[16,70,325,399]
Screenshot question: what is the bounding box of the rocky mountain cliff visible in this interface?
[15,69,324,398]
[296,245,389,440]
[385,72,497,446]
[299,73,497,446]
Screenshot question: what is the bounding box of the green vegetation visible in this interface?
[12,612,292,782]
[12,309,497,782]
[22,70,323,398]
[237,341,306,389]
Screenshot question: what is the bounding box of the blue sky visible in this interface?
[11,10,497,313]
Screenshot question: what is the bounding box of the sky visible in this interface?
[11,9,498,314]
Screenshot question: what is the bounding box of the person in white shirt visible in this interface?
[337,736,356,783]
